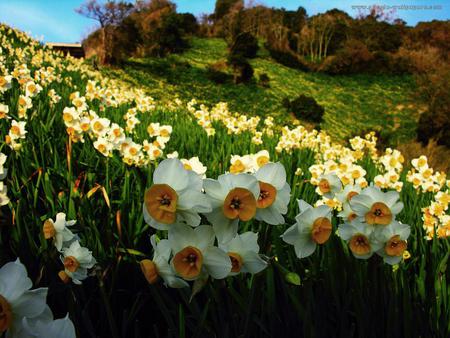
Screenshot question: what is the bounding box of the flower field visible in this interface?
[0,25,449,337]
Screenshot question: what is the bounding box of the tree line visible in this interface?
[78,0,449,147]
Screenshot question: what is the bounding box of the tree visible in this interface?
[76,0,134,64]
[214,0,243,21]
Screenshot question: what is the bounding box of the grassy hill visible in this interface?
[102,38,420,144]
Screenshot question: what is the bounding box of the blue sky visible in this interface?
[0,0,448,42]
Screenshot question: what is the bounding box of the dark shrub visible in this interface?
[417,109,450,148]
[227,55,254,83]
[259,73,270,87]
[177,13,199,35]
[265,43,310,71]
[283,95,325,123]
[206,61,232,83]
[230,32,259,58]
[319,39,373,74]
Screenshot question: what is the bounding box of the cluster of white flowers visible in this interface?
[140,158,291,288]
[282,173,411,265]
[422,185,450,240]
[229,150,270,174]
[62,94,173,166]
[0,259,76,338]
[0,152,9,206]
[166,151,207,178]
[373,148,405,192]
[43,213,96,285]
[186,100,264,140]
[406,155,447,193]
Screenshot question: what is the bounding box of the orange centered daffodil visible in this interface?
[228,252,244,273]
[365,202,392,225]
[172,246,203,279]
[311,217,332,244]
[0,294,12,333]
[349,234,371,255]
[257,182,277,209]
[140,259,159,284]
[145,184,178,224]
[385,235,407,256]
[223,187,257,221]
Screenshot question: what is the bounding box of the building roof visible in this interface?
[46,43,82,48]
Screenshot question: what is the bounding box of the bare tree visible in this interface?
[76,0,133,64]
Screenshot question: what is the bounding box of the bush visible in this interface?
[206,61,232,83]
[319,39,373,75]
[417,104,450,148]
[258,73,270,87]
[265,44,310,71]
[227,55,254,84]
[230,32,259,58]
[283,94,324,123]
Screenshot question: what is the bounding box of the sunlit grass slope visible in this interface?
[103,38,419,144]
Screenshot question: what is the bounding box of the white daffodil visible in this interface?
[203,173,259,243]
[374,221,411,265]
[0,259,49,338]
[168,224,231,281]
[143,159,211,230]
[338,220,382,259]
[59,241,96,285]
[0,152,7,180]
[335,184,361,205]
[350,186,403,226]
[140,235,189,288]
[0,104,10,120]
[0,152,8,180]
[253,150,270,169]
[181,157,207,178]
[9,120,27,140]
[43,213,76,252]
[22,313,76,338]
[219,232,267,276]
[0,182,9,206]
[281,200,332,258]
[316,173,342,198]
[337,202,357,223]
[254,162,290,225]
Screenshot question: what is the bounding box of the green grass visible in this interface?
[102,38,419,144]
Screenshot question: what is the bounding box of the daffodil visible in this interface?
[0,104,10,119]
[254,162,290,225]
[0,153,7,180]
[374,221,411,265]
[203,173,259,243]
[337,202,357,222]
[0,182,9,206]
[168,224,231,280]
[350,186,403,226]
[0,259,49,338]
[143,158,211,230]
[181,157,207,178]
[316,173,342,199]
[42,212,76,251]
[59,241,96,285]
[281,200,332,258]
[338,220,381,259]
[140,235,188,288]
[219,232,267,276]
[335,184,361,204]
[22,313,76,338]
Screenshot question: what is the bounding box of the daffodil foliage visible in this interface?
[0,24,449,337]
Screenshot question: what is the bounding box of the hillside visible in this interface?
[102,38,420,144]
